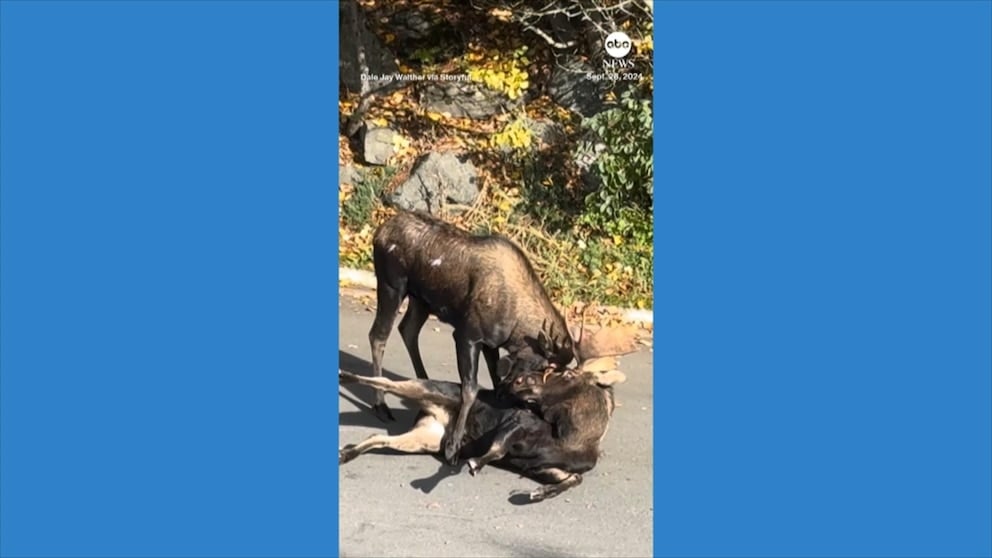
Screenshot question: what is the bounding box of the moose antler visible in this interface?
[591,369,627,387]
[567,302,641,374]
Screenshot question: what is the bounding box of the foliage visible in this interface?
[339,0,655,310]
[577,85,654,246]
[518,150,582,234]
[466,46,531,101]
[490,115,534,151]
[341,166,396,230]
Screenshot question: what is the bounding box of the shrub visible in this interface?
[577,86,654,246]
[466,46,531,100]
[341,166,396,229]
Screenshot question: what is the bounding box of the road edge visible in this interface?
[339,267,654,326]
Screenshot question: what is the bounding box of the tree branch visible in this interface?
[521,21,578,49]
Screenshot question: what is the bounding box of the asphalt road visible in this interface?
[338,293,654,558]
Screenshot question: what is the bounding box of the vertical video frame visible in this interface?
[338,1,654,556]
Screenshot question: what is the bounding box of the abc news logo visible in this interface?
[603,31,635,69]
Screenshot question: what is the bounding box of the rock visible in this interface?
[339,0,398,95]
[393,9,433,40]
[528,119,567,148]
[388,152,479,215]
[549,58,607,117]
[573,128,608,192]
[361,123,397,165]
[340,164,363,189]
[419,81,521,120]
[389,9,462,58]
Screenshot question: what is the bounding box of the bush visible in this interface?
[340,166,396,230]
[577,86,654,246]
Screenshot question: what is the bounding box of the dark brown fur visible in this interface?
[507,367,617,453]
[339,362,616,502]
[367,210,575,465]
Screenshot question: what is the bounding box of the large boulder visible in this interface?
[388,152,479,215]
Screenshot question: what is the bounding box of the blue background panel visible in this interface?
[1,2,339,557]
[2,0,990,557]
[655,1,991,557]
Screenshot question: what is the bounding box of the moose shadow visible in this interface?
[338,350,421,432]
[338,349,465,491]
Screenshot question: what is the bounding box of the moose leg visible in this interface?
[339,370,461,408]
[481,346,501,388]
[512,467,584,502]
[398,297,431,380]
[466,442,507,476]
[443,331,481,465]
[368,282,405,422]
[340,415,445,465]
[466,417,525,476]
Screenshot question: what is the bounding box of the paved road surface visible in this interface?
[338,294,654,558]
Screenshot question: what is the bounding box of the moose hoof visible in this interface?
[339,445,358,465]
[443,439,461,466]
[371,402,395,423]
[509,489,538,503]
[528,489,548,502]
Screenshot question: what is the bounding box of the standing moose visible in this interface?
[367,210,580,464]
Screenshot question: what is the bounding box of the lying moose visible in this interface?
[341,322,639,502]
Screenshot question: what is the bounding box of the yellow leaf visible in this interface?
[372,117,388,127]
[426,111,444,121]
[490,8,512,20]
